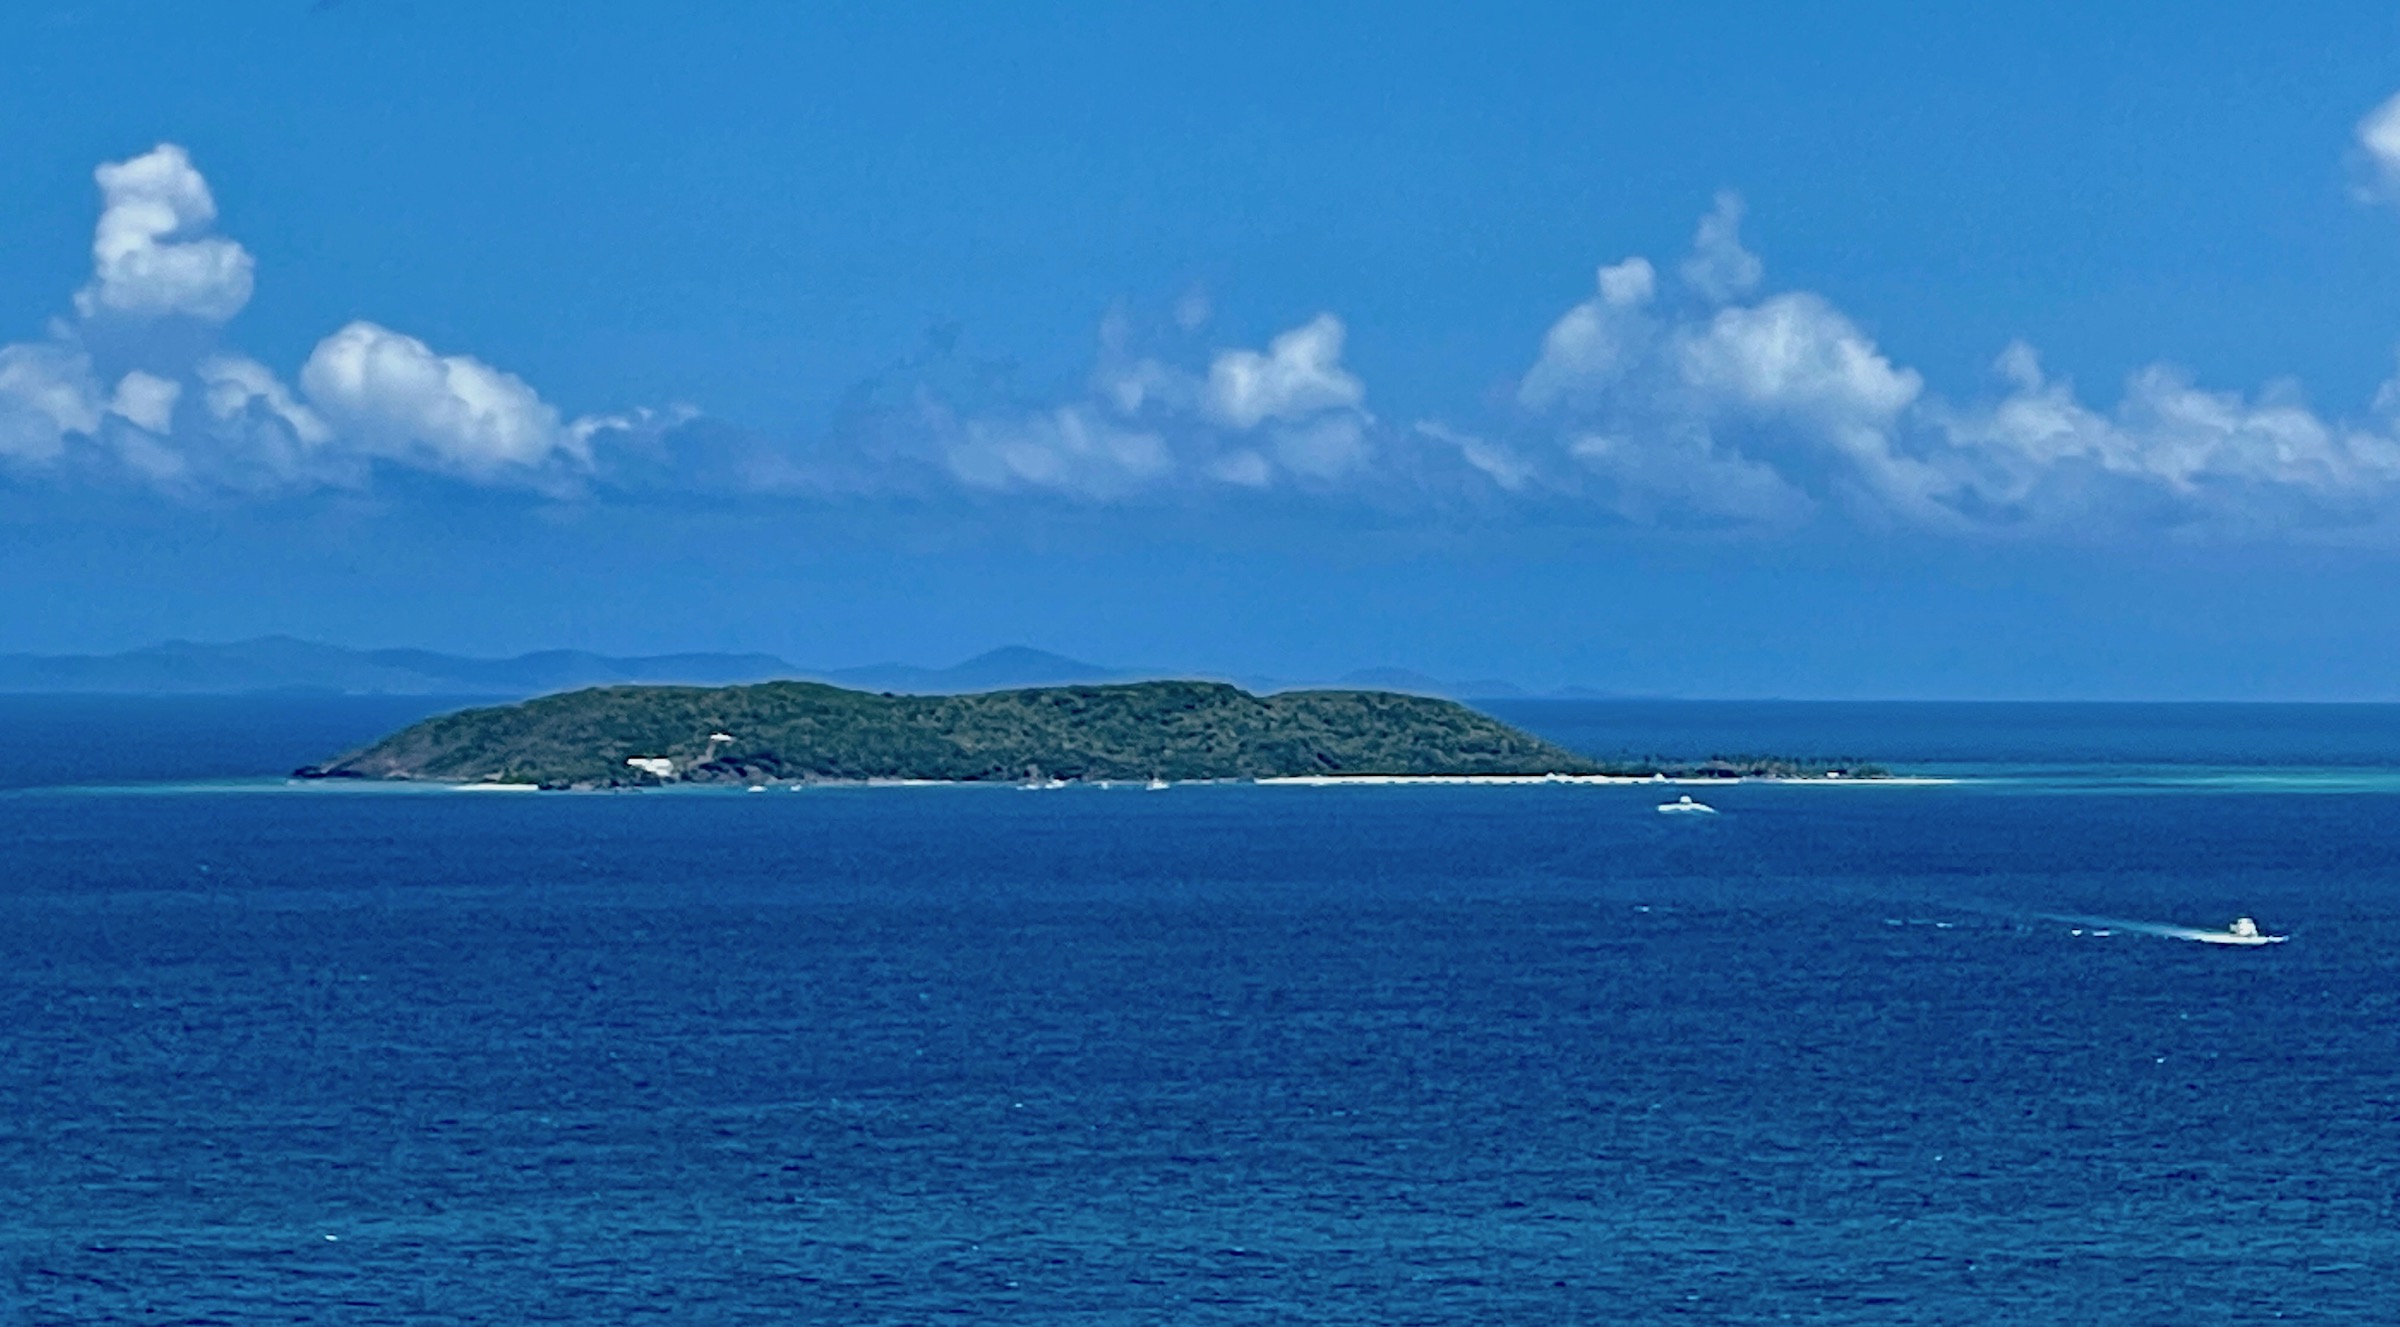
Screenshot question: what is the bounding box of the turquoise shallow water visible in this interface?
[3,698,2398,1323]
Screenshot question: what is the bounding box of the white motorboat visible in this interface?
[2189,916,2287,947]
[1656,794,1717,815]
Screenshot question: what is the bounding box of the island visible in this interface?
[294,679,1881,789]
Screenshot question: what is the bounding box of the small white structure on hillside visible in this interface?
[626,756,676,778]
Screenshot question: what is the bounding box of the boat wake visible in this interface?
[2039,912,2288,947]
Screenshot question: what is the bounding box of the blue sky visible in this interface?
[7,1,2400,697]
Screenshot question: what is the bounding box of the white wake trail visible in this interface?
[2038,913,2288,946]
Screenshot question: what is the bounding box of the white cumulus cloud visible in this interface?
[187,354,342,487]
[2358,93,2400,201]
[1568,429,1812,526]
[1519,257,1658,410]
[75,144,255,323]
[1679,191,1763,304]
[106,371,182,434]
[1498,185,2400,533]
[0,343,103,462]
[1205,314,1366,429]
[0,144,664,495]
[943,405,1172,498]
[1677,294,1923,428]
[299,321,587,479]
[24,119,2400,540]
[197,355,330,448]
[1929,346,2400,523]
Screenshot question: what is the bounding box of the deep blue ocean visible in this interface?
[4,696,2398,1323]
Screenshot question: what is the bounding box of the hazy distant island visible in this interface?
[0,638,1595,700]
[296,679,1882,789]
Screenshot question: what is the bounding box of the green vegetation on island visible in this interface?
[296,679,1883,788]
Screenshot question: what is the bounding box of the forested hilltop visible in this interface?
[299,679,1882,789]
[299,680,1595,787]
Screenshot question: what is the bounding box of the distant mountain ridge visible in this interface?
[0,638,1612,700]
[0,637,798,697]
[821,645,1138,694]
